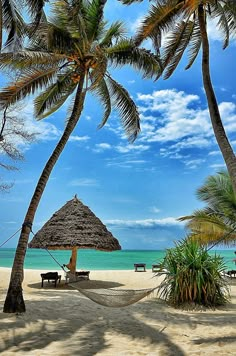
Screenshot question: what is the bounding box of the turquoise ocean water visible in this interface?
[0,248,235,271]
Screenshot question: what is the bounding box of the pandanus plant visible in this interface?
[0,0,161,312]
[158,238,229,307]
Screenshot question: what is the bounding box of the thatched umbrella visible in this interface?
[28,195,121,273]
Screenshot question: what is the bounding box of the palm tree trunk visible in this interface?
[3,74,86,313]
[198,5,236,195]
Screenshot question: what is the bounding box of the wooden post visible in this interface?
[69,247,77,273]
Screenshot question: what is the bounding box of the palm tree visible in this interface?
[179,171,236,246]
[119,0,236,194]
[0,0,161,312]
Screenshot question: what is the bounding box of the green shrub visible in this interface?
[158,239,230,307]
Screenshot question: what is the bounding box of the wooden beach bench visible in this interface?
[226,270,236,278]
[134,263,146,272]
[65,271,90,283]
[41,272,61,287]
[152,264,162,272]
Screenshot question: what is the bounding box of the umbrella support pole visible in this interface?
[69,246,77,274]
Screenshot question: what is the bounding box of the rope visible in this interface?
[45,249,67,272]
[0,227,22,248]
[1,221,67,273]
[29,223,67,272]
[0,221,35,248]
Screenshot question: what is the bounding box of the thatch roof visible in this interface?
[28,196,121,251]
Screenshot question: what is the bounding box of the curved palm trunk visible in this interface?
[3,75,86,313]
[198,5,236,195]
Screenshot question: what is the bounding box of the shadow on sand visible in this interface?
[1,285,236,355]
[27,279,124,290]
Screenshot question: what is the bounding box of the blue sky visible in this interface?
[0,1,236,250]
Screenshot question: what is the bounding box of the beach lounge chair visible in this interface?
[226,270,236,278]
[152,264,162,272]
[134,263,146,272]
[41,272,61,287]
[65,270,90,283]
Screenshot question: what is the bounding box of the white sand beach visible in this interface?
[0,267,236,355]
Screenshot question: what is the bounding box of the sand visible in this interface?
[0,267,236,355]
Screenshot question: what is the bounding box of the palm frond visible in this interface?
[107,39,161,79]
[88,52,108,90]
[0,67,58,107]
[47,23,75,53]
[25,0,46,27]
[34,73,77,119]
[2,0,25,50]
[197,171,236,208]
[179,209,236,245]
[179,169,236,246]
[134,1,183,46]
[221,0,236,41]
[85,0,106,42]
[210,2,230,49]
[90,78,111,129]
[162,20,195,79]
[185,21,201,70]
[106,75,140,142]
[99,21,127,47]
[0,51,65,70]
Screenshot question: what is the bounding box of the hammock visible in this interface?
[69,284,158,307]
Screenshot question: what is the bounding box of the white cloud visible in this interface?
[137,90,213,144]
[98,89,236,170]
[3,221,17,224]
[210,163,226,169]
[219,102,236,133]
[106,154,146,168]
[115,144,149,154]
[135,89,236,165]
[150,206,161,213]
[93,143,112,153]
[69,135,90,142]
[105,217,184,228]
[184,158,206,169]
[208,150,220,156]
[68,178,99,187]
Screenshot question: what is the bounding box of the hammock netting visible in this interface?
[69,285,157,307]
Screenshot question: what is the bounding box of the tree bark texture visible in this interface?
[3,75,86,313]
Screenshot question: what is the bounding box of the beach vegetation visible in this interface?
[0,0,161,313]
[179,171,236,246]
[158,238,230,307]
[119,0,236,196]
